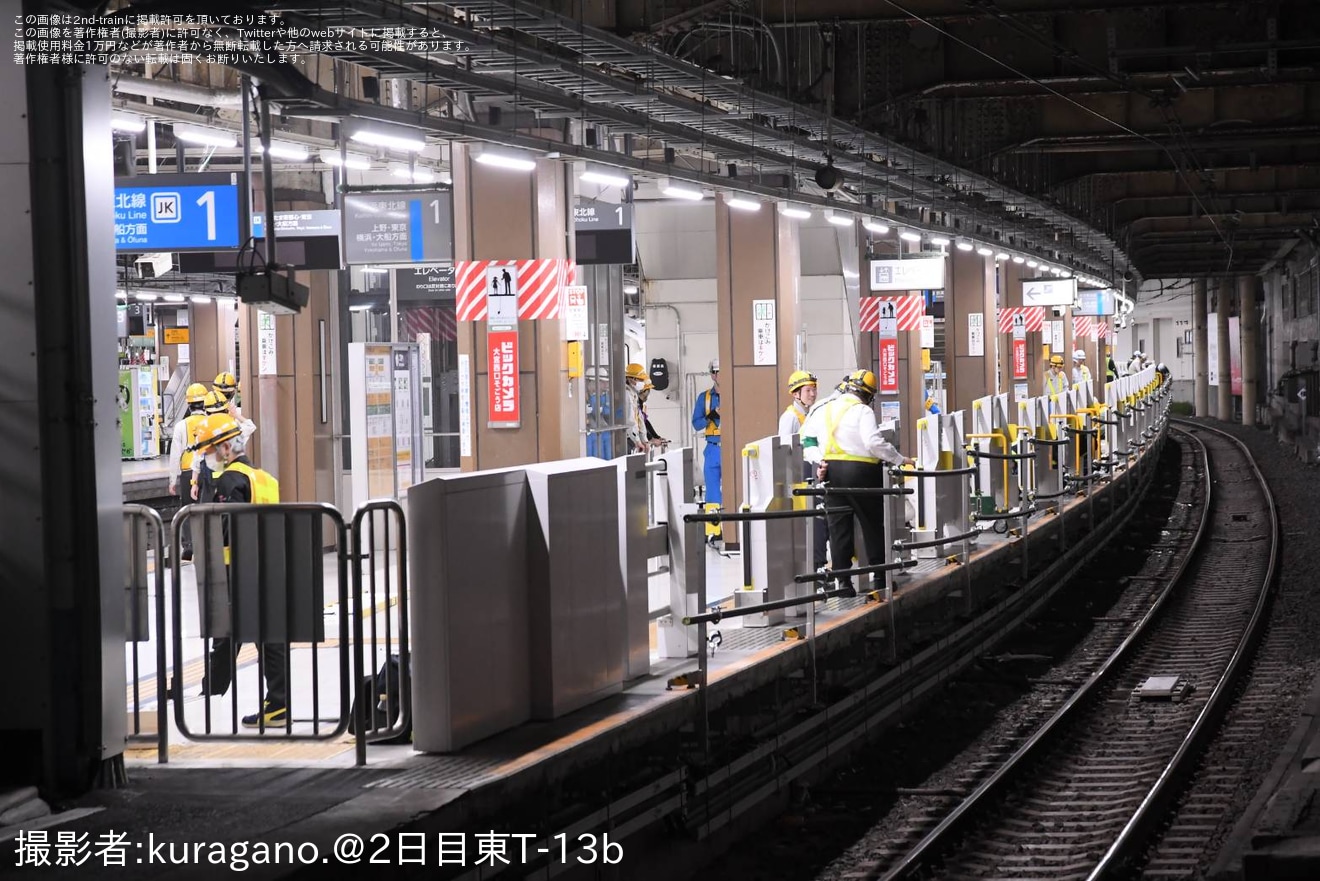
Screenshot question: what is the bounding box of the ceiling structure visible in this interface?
[112,0,1320,286]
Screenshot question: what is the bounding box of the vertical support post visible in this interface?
[1216,278,1233,421]
[1193,278,1209,416]
[1240,275,1259,426]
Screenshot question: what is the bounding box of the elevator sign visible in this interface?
[113,173,242,252]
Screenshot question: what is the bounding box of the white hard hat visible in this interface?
[709,358,720,373]
[1072,349,1085,361]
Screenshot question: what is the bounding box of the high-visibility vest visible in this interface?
[223,461,280,504]
[180,412,207,470]
[703,389,720,437]
[1045,371,1067,396]
[821,396,879,464]
[784,403,806,429]
[220,461,279,564]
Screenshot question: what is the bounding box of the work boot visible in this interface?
[242,702,288,729]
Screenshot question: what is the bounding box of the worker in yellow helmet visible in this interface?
[196,373,256,499]
[168,382,210,562]
[801,369,914,594]
[190,413,288,728]
[624,363,649,454]
[778,370,828,571]
[638,380,668,452]
[1045,354,1068,397]
[190,390,255,502]
[691,359,723,543]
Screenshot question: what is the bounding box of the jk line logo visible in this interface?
[152,192,181,224]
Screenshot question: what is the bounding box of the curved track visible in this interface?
[867,421,1279,880]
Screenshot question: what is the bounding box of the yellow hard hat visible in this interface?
[846,368,878,398]
[202,389,229,414]
[190,413,242,452]
[1049,354,1065,368]
[788,370,818,393]
[213,371,238,396]
[185,382,208,404]
[625,363,647,382]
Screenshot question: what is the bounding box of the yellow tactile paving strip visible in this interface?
[124,738,356,762]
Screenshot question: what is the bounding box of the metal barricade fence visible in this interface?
[350,500,411,763]
[124,505,168,762]
[170,503,352,744]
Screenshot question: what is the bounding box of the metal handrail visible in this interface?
[684,506,850,523]
[124,504,169,764]
[793,485,915,497]
[793,558,919,583]
[971,505,1038,522]
[894,465,977,478]
[1064,425,1099,437]
[896,528,981,552]
[966,448,1035,462]
[682,585,856,625]
[1027,435,1071,447]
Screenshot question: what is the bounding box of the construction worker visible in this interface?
[778,371,827,572]
[1072,349,1092,387]
[190,412,289,728]
[801,369,914,594]
[191,390,256,502]
[624,363,649,454]
[639,381,668,452]
[585,369,618,459]
[1045,354,1069,397]
[169,383,210,562]
[213,371,239,404]
[1106,348,1118,382]
[1127,350,1145,376]
[692,359,722,544]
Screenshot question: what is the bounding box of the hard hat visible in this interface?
[213,371,239,395]
[1157,363,1167,372]
[1072,349,1086,361]
[845,368,878,399]
[185,382,208,405]
[203,389,229,414]
[190,413,242,452]
[788,370,818,393]
[709,358,720,374]
[1049,354,1066,368]
[625,363,647,382]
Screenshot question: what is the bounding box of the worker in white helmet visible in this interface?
[1071,349,1092,387]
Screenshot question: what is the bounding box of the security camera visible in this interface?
[814,161,843,193]
[135,252,173,279]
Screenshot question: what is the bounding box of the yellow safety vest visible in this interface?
[222,461,281,504]
[1045,371,1067,396]
[220,461,279,565]
[784,403,806,428]
[180,412,207,471]
[821,396,879,464]
[703,389,720,437]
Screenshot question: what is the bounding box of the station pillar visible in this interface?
[944,251,997,414]
[713,194,800,542]
[452,144,577,470]
[1239,275,1260,426]
[1216,278,1234,421]
[997,261,1044,400]
[0,58,124,793]
[1193,279,1209,416]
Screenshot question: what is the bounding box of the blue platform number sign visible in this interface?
[114,173,242,252]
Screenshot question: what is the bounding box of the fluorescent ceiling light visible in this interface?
[135,293,158,302]
[163,294,186,303]
[863,220,890,234]
[826,212,855,227]
[1027,260,1039,268]
[976,246,993,257]
[349,128,426,152]
[1012,255,1025,264]
[955,240,974,251]
[115,289,128,299]
[726,197,762,212]
[780,205,811,219]
[580,169,632,188]
[1051,267,1063,276]
[1061,269,1072,277]
[391,166,436,183]
[320,151,371,170]
[996,252,1010,261]
[254,141,309,161]
[662,180,704,200]
[173,124,236,148]
[475,151,537,172]
[111,114,146,133]
[623,284,639,294]
[929,235,951,246]
[361,266,388,275]
[190,295,212,304]
[899,230,922,243]
[349,304,373,312]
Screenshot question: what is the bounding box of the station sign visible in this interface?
[1022,277,1077,307]
[179,209,342,273]
[252,209,340,238]
[1074,289,1117,316]
[869,256,945,292]
[114,173,242,252]
[343,190,453,265]
[574,201,634,266]
[396,265,456,301]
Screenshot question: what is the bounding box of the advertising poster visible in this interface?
[878,300,899,394]
[488,329,520,426]
[1229,316,1242,395]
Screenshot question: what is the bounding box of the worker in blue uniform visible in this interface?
[692,358,722,543]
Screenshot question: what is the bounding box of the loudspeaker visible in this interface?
[362,76,380,101]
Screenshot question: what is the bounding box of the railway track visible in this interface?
[862,420,1278,881]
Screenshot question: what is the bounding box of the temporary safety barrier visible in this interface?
[123,504,168,761]
[350,500,411,761]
